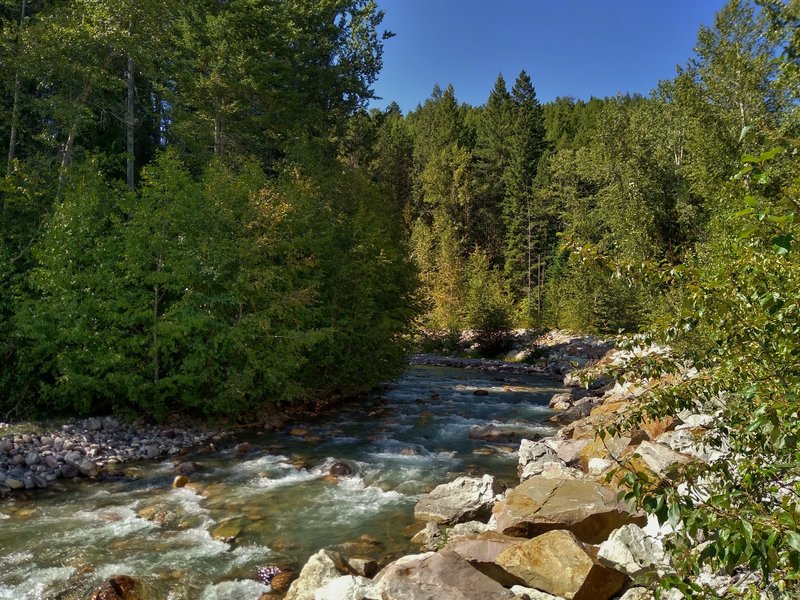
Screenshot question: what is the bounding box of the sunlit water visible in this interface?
[0,365,562,599]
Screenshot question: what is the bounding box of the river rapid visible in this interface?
[0,365,563,599]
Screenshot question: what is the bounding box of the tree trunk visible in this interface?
[214,112,223,157]
[6,0,27,176]
[126,56,135,191]
[58,81,93,189]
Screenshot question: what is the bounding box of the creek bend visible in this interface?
[0,365,563,599]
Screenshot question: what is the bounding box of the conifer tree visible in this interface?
[503,70,546,309]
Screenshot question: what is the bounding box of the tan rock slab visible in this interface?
[495,530,627,600]
[492,476,646,544]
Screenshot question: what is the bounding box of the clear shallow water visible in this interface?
[0,365,562,600]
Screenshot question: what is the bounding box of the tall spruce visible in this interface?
[503,70,546,309]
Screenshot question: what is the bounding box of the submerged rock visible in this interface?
[329,462,354,477]
[87,574,145,600]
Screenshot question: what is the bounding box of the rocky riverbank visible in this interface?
[0,416,233,495]
[273,333,742,600]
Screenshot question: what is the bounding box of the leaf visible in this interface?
[668,501,682,527]
[738,125,752,143]
[773,234,793,255]
[786,531,800,553]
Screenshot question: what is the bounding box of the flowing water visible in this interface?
[0,365,563,600]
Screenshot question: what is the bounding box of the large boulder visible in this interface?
[313,575,378,600]
[445,531,530,586]
[597,524,668,579]
[492,476,646,544]
[414,475,503,525]
[494,530,627,600]
[374,550,515,600]
[285,549,354,600]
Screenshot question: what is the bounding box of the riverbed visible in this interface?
[0,365,563,599]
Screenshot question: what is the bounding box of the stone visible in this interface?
[176,462,198,475]
[347,558,379,579]
[64,451,100,477]
[469,425,517,443]
[144,444,161,459]
[473,389,490,396]
[552,439,591,466]
[313,575,377,600]
[492,476,646,544]
[88,574,144,600]
[629,441,693,478]
[548,392,573,409]
[172,475,189,489]
[510,586,561,600]
[414,475,503,525]
[578,436,631,472]
[270,571,295,593]
[329,461,354,477]
[656,429,724,463]
[374,550,515,600]
[597,524,668,579]
[234,442,252,457]
[547,403,592,425]
[448,520,491,541]
[211,519,243,541]
[618,588,653,600]
[5,478,23,490]
[495,530,627,600]
[25,451,40,466]
[518,439,565,482]
[410,521,441,551]
[445,531,530,586]
[285,549,354,600]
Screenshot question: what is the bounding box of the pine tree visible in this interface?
[503,70,546,309]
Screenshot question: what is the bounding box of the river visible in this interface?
[0,365,562,599]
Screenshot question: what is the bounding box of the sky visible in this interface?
[369,0,729,113]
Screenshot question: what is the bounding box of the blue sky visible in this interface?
[369,0,729,112]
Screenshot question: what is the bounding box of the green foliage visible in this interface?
[599,144,800,597]
[461,250,513,356]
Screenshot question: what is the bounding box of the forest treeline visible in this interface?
[339,0,798,344]
[0,0,416,419]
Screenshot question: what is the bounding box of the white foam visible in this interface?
[199,579,269,600]
[0,566,75,600]
[251,468,324,489]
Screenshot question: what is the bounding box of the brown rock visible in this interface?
[270,571,295,593]
[637,416,676,441]
[374,550,515,599]
[553,439,591,466]
[495,530,627,600]
[492,476,646,544]
[578,436,631,472]
[445,531,530,586]
[88,575,144,600]
[172,475,189,489]
[590,400,629,416]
